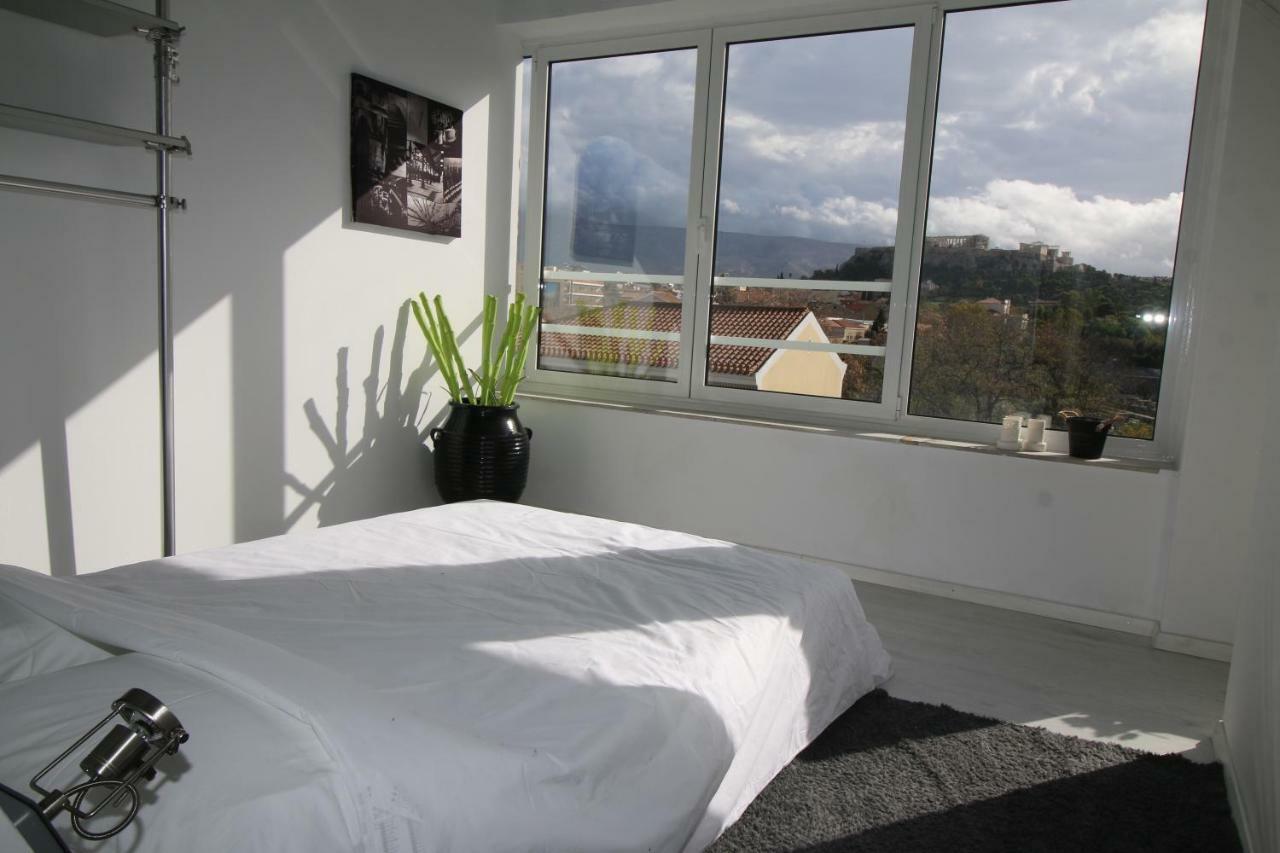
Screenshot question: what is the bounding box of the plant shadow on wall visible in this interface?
[283,302,479,528]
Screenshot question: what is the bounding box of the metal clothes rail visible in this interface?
[0,0,188,556]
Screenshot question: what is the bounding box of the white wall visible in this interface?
[0,0,521,571]
[1224,338,1280,853]
[1219,3,1280,849]
[1157,0,1280,651]
[0,17,161,574]
[520,400,1174,626]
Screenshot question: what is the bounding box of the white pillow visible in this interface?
[0,595,112,683]
[0,652,356,852]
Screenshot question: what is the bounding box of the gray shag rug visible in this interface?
[709,689,1241,853]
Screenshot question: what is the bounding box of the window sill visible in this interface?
[516,387,1173,474]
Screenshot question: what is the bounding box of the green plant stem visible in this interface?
[501,305,540,405]
[492,301,520,398]
[412,296,462,401]
[496,305,522,402]
[434,295,475,404]
[478,295,497,405]
[499,294,527,398]
[409,290,540,407]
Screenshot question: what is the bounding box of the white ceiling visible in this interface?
[496,0,670,24]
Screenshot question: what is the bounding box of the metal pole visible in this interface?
[0,173,158,207]
[153,2,178,557]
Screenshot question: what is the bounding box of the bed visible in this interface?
[0,501,891,852]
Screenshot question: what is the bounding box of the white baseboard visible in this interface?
[1154,631,1234,662]
[771,550,1235,661]
[806,556,1161,638]
[1213,721,1259,853]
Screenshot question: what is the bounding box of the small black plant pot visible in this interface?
[1065,416,1111,460]
[429,403,532,503]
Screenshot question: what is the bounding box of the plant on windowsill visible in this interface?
[411,291,540,503]
[1058,410,1129,460]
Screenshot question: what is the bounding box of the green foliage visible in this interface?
[410,292,541,406]
[911,303,1033,423]
[813,243,1169,439]
[909,301,1155,439]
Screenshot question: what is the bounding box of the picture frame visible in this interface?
[350,73,462,237]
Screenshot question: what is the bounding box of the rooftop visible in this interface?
[539,303,809,376]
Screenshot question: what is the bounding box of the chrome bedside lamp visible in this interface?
[26,688,189,841]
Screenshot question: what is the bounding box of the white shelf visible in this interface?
[0,0,178,37]
[0,102,191,153]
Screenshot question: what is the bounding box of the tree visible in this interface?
[841,354,884,402]
[910,303,1033,423]
[869,307,886,339]
[1026,306,1118,422]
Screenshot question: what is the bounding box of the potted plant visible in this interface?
[411,291,540,503]
[1058,410,1128,460]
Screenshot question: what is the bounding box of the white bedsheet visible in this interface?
[0,501,890,852]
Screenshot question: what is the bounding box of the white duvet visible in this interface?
[0,501,890,852]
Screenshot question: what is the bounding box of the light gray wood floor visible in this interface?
[853,582,1229,759]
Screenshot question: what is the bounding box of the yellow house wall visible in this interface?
[755,321,843,398]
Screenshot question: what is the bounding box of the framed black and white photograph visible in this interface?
[351,73,462,238]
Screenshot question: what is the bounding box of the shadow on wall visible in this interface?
[0,0,517,573]
[284,301,482,527]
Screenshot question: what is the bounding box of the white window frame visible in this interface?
[519,0,1234,466]
[689,6,935,422]
[525,30,712,400]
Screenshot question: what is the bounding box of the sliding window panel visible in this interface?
[693,9,934,418]
[526,33,711,395]
[904,0,1207,444]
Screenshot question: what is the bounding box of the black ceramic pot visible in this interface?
[429,403,532,503]
[1065,416,1111,460]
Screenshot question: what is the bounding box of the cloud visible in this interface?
[1003,9,1202,124]
[530,0,1199,279]
[778,196,899,240]
[926,179,1183,274]
[724,112,904,167]
[1108,10,1206,77]
[1018,61,1106,115]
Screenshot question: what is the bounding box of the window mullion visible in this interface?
[678,30,717,398]
[891,7,945,424]
[524,52,550,333]
[688,27,728,404]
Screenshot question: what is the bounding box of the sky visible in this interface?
[535,0,1207,277]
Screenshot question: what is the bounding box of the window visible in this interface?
[705,26,915,404]
[531,41,704,387]
[522,0,1209,452]
[907,0,1206,440]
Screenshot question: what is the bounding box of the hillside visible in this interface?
[541,219,858,280]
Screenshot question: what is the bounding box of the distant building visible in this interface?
[540,303,845,397]
[541,269,683,319]
[1018,241,1075,271]
[978,297,1011,315]
[540,267,605,314]
[926,234,991,251]
[822,317,872,343]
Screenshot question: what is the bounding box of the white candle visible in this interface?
[997,415,1023,449]
[1024,417,1046,452]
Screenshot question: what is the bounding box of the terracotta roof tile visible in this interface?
[539,304,809,377]
[538,334,681,370]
